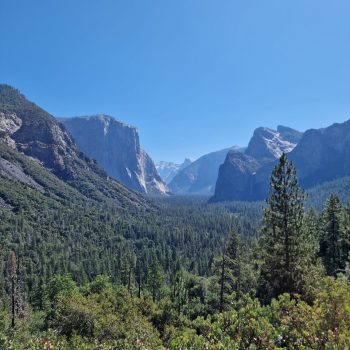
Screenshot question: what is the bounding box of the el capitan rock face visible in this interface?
[60,115,169,195]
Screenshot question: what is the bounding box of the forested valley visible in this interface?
[0,154,350,349]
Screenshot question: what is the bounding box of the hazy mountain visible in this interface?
[169,146,243,195]
[59,115,169,195]
[156,158,192,184]
[0,84,149,209]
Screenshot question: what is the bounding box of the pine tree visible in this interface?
[319,194,347,276]
[7,251,17,328]
[258,153,306,302]
[217,231,241,312]
[303,208,320,257]
[171,262,188,314]
[147,254,164,302]
[121,249,136,295]
[135,256,144,298]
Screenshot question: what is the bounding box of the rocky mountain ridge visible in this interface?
[211,120,350,202]
[0,84,149,210]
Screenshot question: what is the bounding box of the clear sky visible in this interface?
[1,0,349,163]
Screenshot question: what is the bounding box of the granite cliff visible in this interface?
[211,126,302,202]
[60,115,169,195]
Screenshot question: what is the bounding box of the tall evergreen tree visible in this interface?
[147,254,164,302]
[171,262,188,314]
[216,231,241,312]
[7,251,17,328]
[319,194,347,276]
[120,249,136,295]
[303,209,321,257]
[258,153,306,302]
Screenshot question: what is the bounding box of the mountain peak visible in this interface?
[246,126,299,161]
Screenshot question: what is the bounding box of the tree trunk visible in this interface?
[11,276,15,328]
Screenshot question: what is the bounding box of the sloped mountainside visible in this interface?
[211,125,303,202]
[0,84,149,210]
[156,158,192,184]
[59,115,169,195]
[288,120,350,187]
[169,146,243,195]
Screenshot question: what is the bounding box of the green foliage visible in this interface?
[0,141,262,296]
[319,195,349,276]
[259,154,310,302]
[148,254,165,302]
[1,137,350,348]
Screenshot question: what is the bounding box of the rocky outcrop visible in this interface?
[245,127,300,161]
[211,126,302,202]
[0,112,22,148]
[210,152,261,202]
[0,85,82,179]
[60,115,169,195]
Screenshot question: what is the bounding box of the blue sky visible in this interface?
[1,0,349,163]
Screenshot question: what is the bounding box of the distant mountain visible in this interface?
[169,146,243,195]
[0,84,149,210]
[289,120,350,187]
[212,120,350,203]
[156,158,192,184]
[247,120,350,201]
[211,126,303,202]
[59,115,169,195]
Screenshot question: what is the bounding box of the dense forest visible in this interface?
[1,154,350,349]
